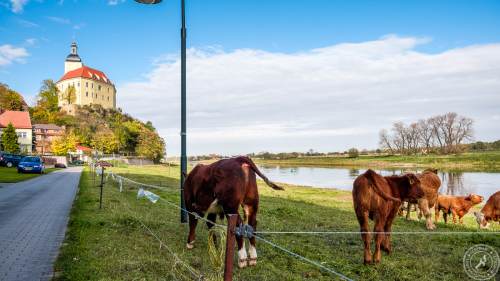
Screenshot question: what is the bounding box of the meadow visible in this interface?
[54,165,500,281]
[255,151,500,172]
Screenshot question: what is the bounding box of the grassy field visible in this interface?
[0,167,59,183]
[54,165,500,281]
[254,151,500,172]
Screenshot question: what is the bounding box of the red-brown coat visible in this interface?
[183,156,283,268]
[352,169,424,264]
[474,191,500,229]
[435,194,483,224]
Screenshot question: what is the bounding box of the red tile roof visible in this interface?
[0,111,32,129]
[59,66,113,85]
[76,145,92,152]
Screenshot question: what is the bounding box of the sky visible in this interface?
[1,0,500,156]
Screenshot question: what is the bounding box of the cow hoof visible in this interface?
[364,259,372,265]
[186,241,195,249]
[238,259,248,268]
[248,258,257,266]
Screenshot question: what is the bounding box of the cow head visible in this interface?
[466,194,484,204]
[404,173,424,200]
[474,211,490,229]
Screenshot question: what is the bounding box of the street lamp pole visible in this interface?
[180,0,188,223]
[135,0,188,223]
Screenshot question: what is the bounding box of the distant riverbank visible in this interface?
[254,151,500,172]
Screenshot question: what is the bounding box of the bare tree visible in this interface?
[379,129,394,154]
[418,119,434,153]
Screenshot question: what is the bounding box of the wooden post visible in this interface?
[99,166,105,209]
[224,214,238,281]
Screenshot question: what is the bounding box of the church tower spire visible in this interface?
[64,42,83,73]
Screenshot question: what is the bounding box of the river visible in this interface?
[258,165,499,199]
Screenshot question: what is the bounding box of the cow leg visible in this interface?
[186,213,199,249]
[418,199,435,230]
[373,217,385,264]
[406,203,412,220]
[245,203,258,266]
[435,208,440,223]
[451,210,458,224]
[356,210,372,265]
[443,212,448,224]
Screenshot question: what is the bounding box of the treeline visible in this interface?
[379,112,473,155]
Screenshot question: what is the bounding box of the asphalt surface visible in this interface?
[0,167,83,281]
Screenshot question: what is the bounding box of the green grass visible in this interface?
[54,165,500,281]
[0,167,59,183]
[255,151,500,172]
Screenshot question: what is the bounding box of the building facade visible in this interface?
[0,111,33,153]
[56,42,116,111]
[33,124,65,154]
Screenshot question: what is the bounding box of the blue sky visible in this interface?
[1,0,500,155]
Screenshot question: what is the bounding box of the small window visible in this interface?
[86,92,88,97]
[98,85,101,91]
[78,82,80,87]
[91,83,94,89]
[86,82,88,87]
[107,96,109,101]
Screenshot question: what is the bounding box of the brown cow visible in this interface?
[183,156,283,268]
[401,169,441,230]
[435,194,484,224]
[353,169,424,264]
[474,191,500,229]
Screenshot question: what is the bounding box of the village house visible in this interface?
[56,42,117,114]
[0,110,33,153]
[33,124,65,154]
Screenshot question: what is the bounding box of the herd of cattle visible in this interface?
[182,156,499,267]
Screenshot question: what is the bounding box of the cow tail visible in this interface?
[365,170,401,202]
[241,157,284,190]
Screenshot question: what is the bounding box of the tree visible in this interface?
[62,85,76,105]
[135,128,166,163]
[51,132,78,156]
[0,84,25,111]
[91,128,120,154]
[348,148,359,158]
[38,80,59,112]
[1,123,20,153]
[379,129,394,154]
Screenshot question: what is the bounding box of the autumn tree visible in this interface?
[91,127,120,154]
[0,84,25,111]
[1,123,20,153]
[51,132,78,156]
[135,128,166,163]
[62,85,76,105]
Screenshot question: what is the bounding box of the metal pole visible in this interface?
[179,0,188,223]
[224,214,237,281]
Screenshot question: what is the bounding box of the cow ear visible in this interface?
[407,175,414,185]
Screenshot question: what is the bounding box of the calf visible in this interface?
[352,169,424,264]
[183,156,283,268]
[401,169,441,230]
[474,191,500,229]
[435,194,483,224]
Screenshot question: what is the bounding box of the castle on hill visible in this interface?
[56,42,116,112]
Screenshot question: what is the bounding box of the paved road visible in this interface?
[0,167,83,281]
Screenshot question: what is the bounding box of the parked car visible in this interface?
[55,163,67,168]
[72,160,85,166]
[17,156,45,174]
[0,152,23,168]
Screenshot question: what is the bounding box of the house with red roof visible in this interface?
[56,42,116,113]
[0,110,33,153]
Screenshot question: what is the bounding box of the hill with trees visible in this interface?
[2,80,165,162]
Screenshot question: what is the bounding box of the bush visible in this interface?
[348,148,359,158]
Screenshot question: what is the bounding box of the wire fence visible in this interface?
[105,169,357,281]
[98,167,500,281]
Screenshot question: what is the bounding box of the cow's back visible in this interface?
[483,191,500,220]
[353,170,391,214]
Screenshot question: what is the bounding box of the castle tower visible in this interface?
[64,42,83,73]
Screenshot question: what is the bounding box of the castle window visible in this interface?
[98,85,101,91]
[86,92,88,97]
[91,83,94,89]
[78,82,80,87]
[86,82,88,87]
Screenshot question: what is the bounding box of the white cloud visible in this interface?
[108,0,125,6]
[0,44,29,66]
[117,35,500,156]
[10,0,28,13]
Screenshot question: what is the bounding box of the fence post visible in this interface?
[99,166,105,209]
[224,214,238,281]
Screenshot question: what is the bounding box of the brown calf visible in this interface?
[474,191,500,229]
[435,194,483,224]
[401,169,441,230]
[183,156,283,268]
[352,169,424,264]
